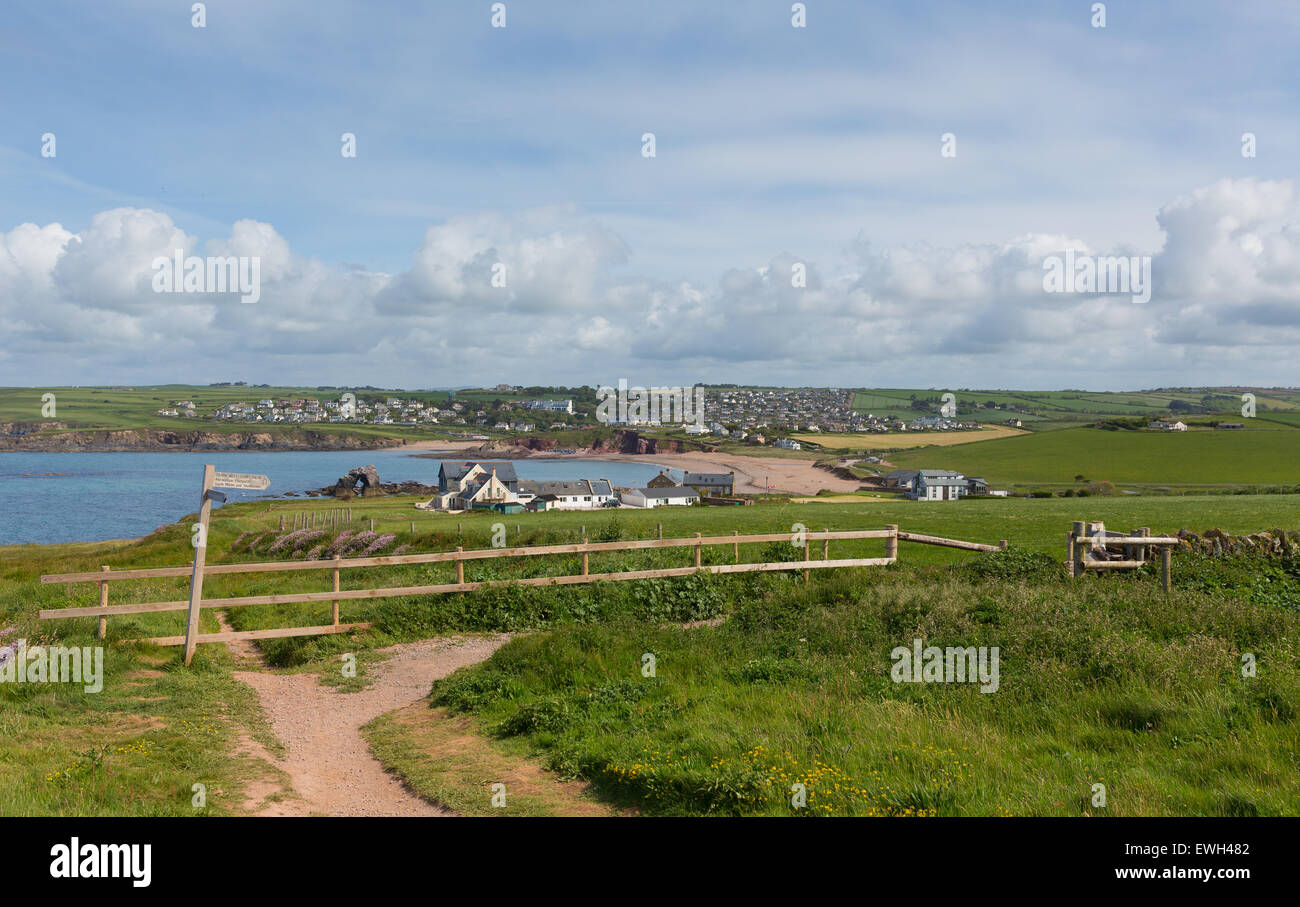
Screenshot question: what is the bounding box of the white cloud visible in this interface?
[1,179,1297,388]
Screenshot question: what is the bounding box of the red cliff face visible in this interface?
[588,430,691,455]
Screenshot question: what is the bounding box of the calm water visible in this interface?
[0,450,676,546]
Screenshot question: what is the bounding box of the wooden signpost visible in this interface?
[182,466,270,665]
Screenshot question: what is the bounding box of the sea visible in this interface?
[0,450,677,546]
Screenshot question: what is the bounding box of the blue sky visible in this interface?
[1,0,1298,389]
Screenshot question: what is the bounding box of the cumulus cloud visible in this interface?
[1,179,1297,388]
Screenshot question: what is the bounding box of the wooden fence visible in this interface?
[39,524,1003,658]
[1067,520,1178,591]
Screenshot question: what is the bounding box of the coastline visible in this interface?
[398,439,859,496]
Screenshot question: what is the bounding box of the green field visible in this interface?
[5,492,1300,816]
[888,426,1300,487]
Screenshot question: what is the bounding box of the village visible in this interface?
[414,460,737,513]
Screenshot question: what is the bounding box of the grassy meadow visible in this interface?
[3,490,1300,816]
[887,426,1300,488]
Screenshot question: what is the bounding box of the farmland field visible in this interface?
[887,426,1300,487]
[793,426,1026,450]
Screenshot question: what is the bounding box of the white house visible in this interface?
[1149,420,1188,431]
[774,438,801,450]
[620,487,700,508]
[517,479,616,510]
[907,469,966,501]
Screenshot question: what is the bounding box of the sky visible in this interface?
[1,0,1298,391]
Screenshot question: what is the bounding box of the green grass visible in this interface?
[6,491,1300,815]
[888,426,1300,487]
[421,550,1300,816]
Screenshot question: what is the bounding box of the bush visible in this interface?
[967,546,1061,581]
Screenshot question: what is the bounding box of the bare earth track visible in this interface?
[232,634,511,816]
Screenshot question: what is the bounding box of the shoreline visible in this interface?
[398,439,859,496]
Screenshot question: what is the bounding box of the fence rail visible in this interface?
[39,524,1002,653]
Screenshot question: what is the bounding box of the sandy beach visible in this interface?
[400,439,861,495]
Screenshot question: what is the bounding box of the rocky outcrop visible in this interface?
[331,465,384,497]
[0,421,69,437]
[589,430,692,455]
[0,427,404,452]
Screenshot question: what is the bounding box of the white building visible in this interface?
[908,469,966,501]
[619,487,700,508]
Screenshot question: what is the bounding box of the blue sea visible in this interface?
[0,450,676,546]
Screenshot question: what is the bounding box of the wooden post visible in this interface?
[885,524,898,561]
[733,529,740,563]
[97,566,109,639]
[657,522,662,539]
[823,528,830,560]
[1161,547,1172,594]
[410,521,415,534]
[1136,527,1149,565]
[582,539,589,576]
[331,556,341,627]
[803,536,810,583]
[1072,520,1085,576]
[1066,529,1077,578]
[456,546,465,586]
[182,464,216,666]
[695,532,702,569]
[370,518,375,532]
[279,515,285,531]
[999,539,1008,550]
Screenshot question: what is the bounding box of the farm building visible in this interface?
[619,487,701,508]
[645,470,680,489]
[683,471,735,497]
[517,479,616,510]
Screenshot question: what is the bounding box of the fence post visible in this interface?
[1136,527,1150,564]
[182,464,216,666]
[823,528,830,561]
[410,521,415,534]
[695,532,702,569]
[97,566,110,639]
[885,524,898,562]
[657,522,662,540]
[456,546,465,586]
[370,518,375,532]
[1161,547,1172,594]
[332,556,341,627]
[279,515,285,531]
[999,539,1008,550]
[733,529,739,563]
[582,538,589,576]
[1072,521,1087,575]
[1066,528,1077,577]
[803,534,811,584]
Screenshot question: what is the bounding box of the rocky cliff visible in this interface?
[0,424,403,452]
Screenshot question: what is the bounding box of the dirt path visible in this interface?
[232,634,511,816]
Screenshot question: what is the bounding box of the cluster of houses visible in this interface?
[882,469,1009,501]
[417,462,735,513]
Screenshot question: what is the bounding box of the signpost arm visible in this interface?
[182,464,216,666]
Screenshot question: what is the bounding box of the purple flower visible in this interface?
[325,531,356,558]
[360,534,396,557]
